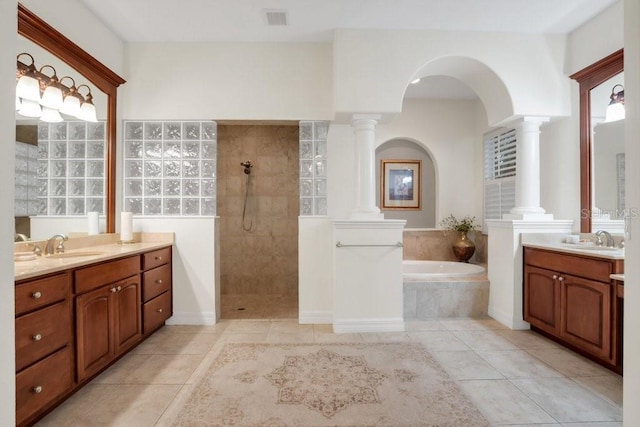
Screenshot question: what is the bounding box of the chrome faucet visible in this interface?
[594,230,614,248]
[45,233,68,255]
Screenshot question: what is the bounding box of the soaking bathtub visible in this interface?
[402,260,485,280]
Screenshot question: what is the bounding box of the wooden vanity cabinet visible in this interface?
[142,247,173,334]
[74,257,142,381]
[15,273,73,427]
[15,245,172,426]
[524,247,622,372]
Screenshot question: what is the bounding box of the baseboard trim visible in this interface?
[166,311,217,326]
[333,317,405,333]
[488,306,530,330]
[299,310,333,324]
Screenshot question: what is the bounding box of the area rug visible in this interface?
[172,342,489,426]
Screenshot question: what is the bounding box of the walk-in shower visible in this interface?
[218,125,299,320]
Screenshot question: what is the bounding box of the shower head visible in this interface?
[241,160,253,175]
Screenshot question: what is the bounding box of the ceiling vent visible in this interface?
[264,9,288,26]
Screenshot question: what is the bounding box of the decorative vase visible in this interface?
[452,231,475,263]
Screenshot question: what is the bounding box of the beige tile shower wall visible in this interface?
[403,230,487,265]
[218,125,299,296]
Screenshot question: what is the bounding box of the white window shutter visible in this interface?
[483,128,517,232]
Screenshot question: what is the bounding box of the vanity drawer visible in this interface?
[16,300,72,372]
[524,247,612,283]
[142,247,171,271]
[143,264,171,302]
[16,346,72,426]
[75,255,140,294]
[15,273,70,316]
[143,291,171,334]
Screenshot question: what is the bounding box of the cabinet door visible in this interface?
[560,274,612,361]
[114,275,142,355]
[524,265,561,335]
[76,286,114,381]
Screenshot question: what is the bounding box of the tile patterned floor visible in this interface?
[36,318,623,427]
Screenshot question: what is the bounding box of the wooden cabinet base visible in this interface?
[16,347,73,426]
[15,245,172,427]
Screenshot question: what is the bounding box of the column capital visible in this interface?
[351,113,381,126]
[504,116,550,129]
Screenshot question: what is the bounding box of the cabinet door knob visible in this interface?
[31,291,42,299]
[110,287,117,293]
[33,385,43,394]
[558,276,564,281]
[32,333,42,342]
[157,308,163,313]
[117,286,122,292]
[552,275,558,280]
[156,279,163,284]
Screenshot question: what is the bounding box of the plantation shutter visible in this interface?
[483,128,517,232]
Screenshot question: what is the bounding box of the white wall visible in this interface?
[0,2,16,424]
[123,43,333,121]
[134,218,219,324]
[333,29,570,124]
[566,0,624,76]
[539,1,624,228]
[376,98,487,224]
[20,0,125,76]
[623,0,640,423]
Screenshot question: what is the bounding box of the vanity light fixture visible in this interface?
[604,84,625,122]
[58,76,82,117]
[16,52,98,122]
[15,53,41,102]
[76,84,98,122]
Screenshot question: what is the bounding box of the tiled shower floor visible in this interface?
[220,293,298,319]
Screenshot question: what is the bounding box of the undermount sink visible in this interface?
[563,244,622,252]
[48,251,104,259]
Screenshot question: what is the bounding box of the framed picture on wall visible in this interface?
[381,159,421,210]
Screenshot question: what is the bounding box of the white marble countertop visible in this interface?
[611,274,625,282]
[14,233,174,281]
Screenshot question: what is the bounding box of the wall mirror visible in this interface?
[570,49,624,233]
[16,4,125,240]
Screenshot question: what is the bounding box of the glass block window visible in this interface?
[299,121,328,216]
[123,121,217,216]
[15,141,39,216]
[37,121,106,216]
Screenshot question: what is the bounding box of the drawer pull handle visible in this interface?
[156,279,163,284]
[155,256,162,261]
[157,308,163,313]
[32,291,42,299]
[33,386,43,394]
[32,333,42,342]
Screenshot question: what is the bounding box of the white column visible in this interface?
[505,116,553,220]
[350,114,384,220]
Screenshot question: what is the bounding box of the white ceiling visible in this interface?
[79,0,618,100]
[80,0,618,43]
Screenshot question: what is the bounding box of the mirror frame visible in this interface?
[17,4,125,233]
[570,49,623,233]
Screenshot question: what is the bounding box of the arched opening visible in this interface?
[375,139,436,228]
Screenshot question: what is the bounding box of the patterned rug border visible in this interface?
[171,341,490,427]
